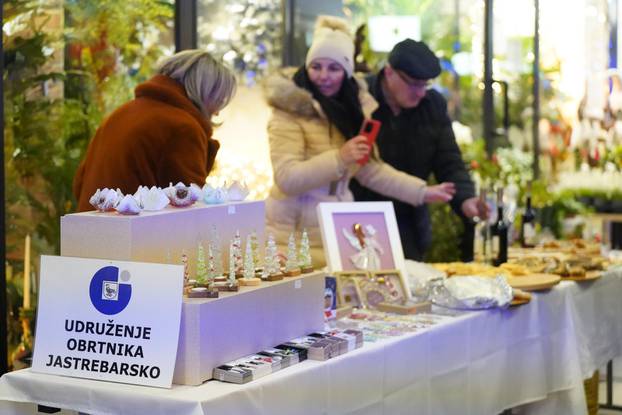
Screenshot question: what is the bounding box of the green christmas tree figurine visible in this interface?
[185,244,218,299]
[240,235,260,286]
[285,233,301,276]
[299,229,313,273]
[196,243,208,285]
[210,225,224,277]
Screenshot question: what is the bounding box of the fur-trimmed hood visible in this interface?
[264,67,378,119]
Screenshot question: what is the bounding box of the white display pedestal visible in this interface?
[59,201,325,386]
[175,272,324,385]
[60,201,265,277]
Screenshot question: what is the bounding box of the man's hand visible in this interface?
[423,182,456,203]
[461,196,490,220]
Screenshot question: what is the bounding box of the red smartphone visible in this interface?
[357,119,381,165]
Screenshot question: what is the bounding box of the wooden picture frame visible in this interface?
[334,270,369,308]
[317,202,411,299]
[355,269,408,310]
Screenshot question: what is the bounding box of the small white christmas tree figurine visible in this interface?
[196,243,208,285]
[240,236,261,286]
[250,230,260,270]
[285,233,301,276]
[244,235,255,279]
[181,250,190,288]
[232,230,244,277]
[228,239,237,284]
[206,243,216,281]
[210,225,224,277]
[299,229,313,273]
[262,233,282,280]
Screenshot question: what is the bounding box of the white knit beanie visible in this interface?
[305,16,354,78]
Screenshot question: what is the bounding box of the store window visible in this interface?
[196,0,282,200]
[344,1,481,133]
[197,0,282,86]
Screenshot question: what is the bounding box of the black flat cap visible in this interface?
[388,39,440,80]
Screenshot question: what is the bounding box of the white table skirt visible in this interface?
[1,267,621,415]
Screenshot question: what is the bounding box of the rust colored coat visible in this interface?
[73,75,219,211]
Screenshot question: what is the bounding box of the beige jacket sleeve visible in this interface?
[354,158,427,206]
[268,109,346,196]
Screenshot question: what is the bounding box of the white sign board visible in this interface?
[368,15,421,52]
[31,256,184,388]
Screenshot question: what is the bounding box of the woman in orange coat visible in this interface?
[73,50,236,212]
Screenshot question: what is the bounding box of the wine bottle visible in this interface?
[492,188,508,266]
[520,182,537,248]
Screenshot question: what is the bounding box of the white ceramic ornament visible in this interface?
[227,181,249,202]
[115,194,141,215]
[203,183,228,204]
[165,182,200,207]
[89,188,123,212]
[135,186,169,211]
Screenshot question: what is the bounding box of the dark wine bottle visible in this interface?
[520,182,537,248]
[492,188,508,266]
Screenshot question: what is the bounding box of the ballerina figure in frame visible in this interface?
[342,223,384,271]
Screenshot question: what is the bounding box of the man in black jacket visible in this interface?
[351,39,485,261]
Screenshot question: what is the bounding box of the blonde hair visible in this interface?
[157,50,236,119]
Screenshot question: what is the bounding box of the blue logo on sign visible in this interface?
[89,266,132,315]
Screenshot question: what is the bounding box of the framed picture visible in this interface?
[324,276,337,320]
[317,202,410,299]
[362,270,408,307]
[334,271,368,308]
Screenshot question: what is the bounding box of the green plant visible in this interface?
[3,0,173,368]
[424,203,464,263]
[538,190,591,238]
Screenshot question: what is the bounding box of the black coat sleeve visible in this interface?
[427,91,476,216]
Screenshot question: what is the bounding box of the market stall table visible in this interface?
[1,267,621,415]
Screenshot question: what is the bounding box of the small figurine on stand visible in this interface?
[206,244,216,280]
[298,229,314,273]
[181,251,193,295]
[285,233,301,277]
[250,230,262,276]
[232,230,244,278]
[210,225,225,279]
[240,235,261,286]
[188,243,218,298]
[217,239,239,291]
[262,233,283,281]
[229,239,236,279]
[196,243,208,284]
[208,242,227,283]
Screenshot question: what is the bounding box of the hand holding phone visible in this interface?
[357,119,381,165]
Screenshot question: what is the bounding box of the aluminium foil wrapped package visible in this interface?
[429,275,513,310]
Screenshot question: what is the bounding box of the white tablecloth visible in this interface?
[1,268,621,415]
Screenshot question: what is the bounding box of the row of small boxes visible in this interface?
[213,329,364,384]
